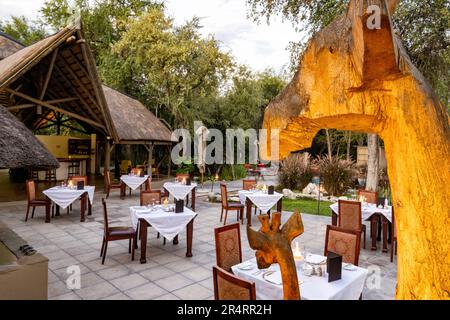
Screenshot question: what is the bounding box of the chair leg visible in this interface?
[223,209,228,225]
[101,240,108,265]
[220,207,223,222]
[390,241,394,262]
[240,208,244,225]
[131,236,135,261]
[363,227,366,249]
[31,206,36,218]
[25,205,30,222]
[128,238,131,253]
[100,238,105,257]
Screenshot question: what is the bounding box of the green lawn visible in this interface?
[281,197,333,216]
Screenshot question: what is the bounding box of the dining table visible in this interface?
[238,190,283,226]
[130,205,197,264]
[163,182,197,211]
[232,255,368,300]
[120,174,149,197]
[330,202,393,252]
[43,185,95,222]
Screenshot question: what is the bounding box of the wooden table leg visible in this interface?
[87,196,92,216]
[45,198,51,223]
[382,217,389,253]
[139,218,148,263]
[191,188,196,211]
[173,235,179,245]
[332,212,338,226]
[246,198,252,226]
[56,205,60,216]
[120,182,125,200]
[80,194,86,222]
[277,199,282,212]
[370,215,378,251]
[186,219,194,257]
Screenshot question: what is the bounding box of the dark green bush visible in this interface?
[278,153,313,191]
[316,156,356,196]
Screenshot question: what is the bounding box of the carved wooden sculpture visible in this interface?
[247,211,304,300]
[262,0,450,299]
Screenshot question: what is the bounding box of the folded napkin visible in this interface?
[305,254,326,265]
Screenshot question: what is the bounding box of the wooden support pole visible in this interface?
[104,139,111,192]
[148,144,154,181]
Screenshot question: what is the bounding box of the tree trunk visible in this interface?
[325,129,332,160]
[346,132,352,161]
[261,0,450,299]
[365,134,379,192]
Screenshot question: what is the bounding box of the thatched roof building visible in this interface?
[0,104,59,170]
[103,85,175,144]
[0,32,24,60]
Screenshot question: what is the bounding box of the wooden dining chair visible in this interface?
[220,184,244,225]
[214,223,242,272]
[390,207,397,262]
[145,178,169,197]
[358,189,377,204]
[324,225,361,266]
[100,198,136,264]
[213,266,256,300]
[25,180,52,222]
[140,190,162,206]
[105,170,123,199]
[176,173,190,182]
[242,179,257,190]
[338,199,366,249]
[242,179,259,215]
[140,190,165,244]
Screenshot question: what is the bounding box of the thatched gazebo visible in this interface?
[103,85,176,178]
[0,104,59,170]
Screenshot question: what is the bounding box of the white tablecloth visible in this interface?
[232,257,368,300]
[130,206,197,241]
[120,175,148,190]
[43,186,95,210]
[163,182,197,200]
[330,202,392,223]
[238,190,283,213]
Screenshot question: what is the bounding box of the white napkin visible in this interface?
[263,271,282,285]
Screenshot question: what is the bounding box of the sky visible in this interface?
[0,0,305,72]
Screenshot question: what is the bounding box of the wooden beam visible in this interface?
[7,97,79,111]
[6,88,106,130]
[40,48,59,100]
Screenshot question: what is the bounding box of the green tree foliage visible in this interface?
[246,0,449,109]
[100,8,234,128]
[0,16,47,45]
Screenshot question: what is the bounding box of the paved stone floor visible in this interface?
[0,181,397,300]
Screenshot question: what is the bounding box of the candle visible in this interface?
[163,198,169,208]
[215,173,219,181]
[182,177,187,185]
[68,180,73,189]
[293,242,303,264]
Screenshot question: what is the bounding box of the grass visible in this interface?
[281,197,333,216]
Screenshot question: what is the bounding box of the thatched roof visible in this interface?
[102,85,175,144]
[0,104,59,170]
[0,32,24,60]
[0,21,118,140]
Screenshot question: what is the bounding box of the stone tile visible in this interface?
[48,280,72,298]
[50,292,81,300]
[102,293,131,300]
[125,283,168,300]
[173,283,213,300]
[110,274,149,291]
[165,260,199,273]
[154,293,180,300]
[77,281,119,300]
[97,265,130,280]
[182,266,212,282]
[140,265,175,282]
[154,274,194,292]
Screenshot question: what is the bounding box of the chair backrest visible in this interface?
[130,168,141,175]
[220,184,228,207]
[213,266,256,300]
[242,179,257,191]
[26,180,36,202]
[324,225,361,265]
[176,173,190,182]
[145,177,151,191]
[102,198,109,236]
[69,176,88,185]
[120,160,131,172]
[214,223,242,272]
[140,190,162,206]
[338,200,362,231]
[358,189,377,204]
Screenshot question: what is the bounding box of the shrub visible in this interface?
[278,153,313,191]
[316,156,356,196]
[220,164,247,181]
